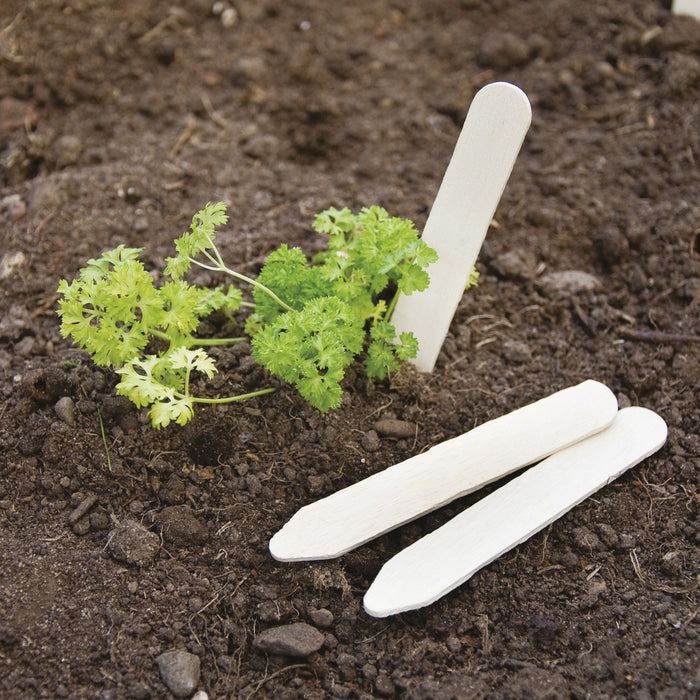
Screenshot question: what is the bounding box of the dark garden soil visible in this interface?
[1,1,700,698]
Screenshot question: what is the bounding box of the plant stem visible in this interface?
[151,328,174,342]
[385,290,400,321]
[195,337,247,346]
[190,387,276,404]
[187,256,295,313]
[97,408,112,472]
[151,329,246,348]
[184,364,192,398]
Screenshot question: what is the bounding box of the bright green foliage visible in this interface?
[57,201,442,426]
[164,201,230,279]
[252,296,364,411]
[57,204,255,428]
[116,348,217,429]
[57,246,165,366]
[250,206,438,400]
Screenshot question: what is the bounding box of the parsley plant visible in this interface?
[57,202,440,427]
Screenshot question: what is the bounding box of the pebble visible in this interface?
[53,134,82,168]
[54,396,76,426]
[536,270,602,295]
[307,474,330,495]
[0,250,27,279]
[500,340,532,364]
[477,32,531,70]
[2,195,27,221]
[361,430,381,452]
[572,525,603,553]
[230,56,268,84]
[373,418,416,439]
[221,7,238,28]
[154,505,209,546]
[107,519,160,566]
[253,622,325,657]
[15,336,35,357]
[595,224,629,266]
[191,692,209,700]
[155,650,201,698]
[308,608,334,628]
[489,249,537,281]
[375,673,395,697]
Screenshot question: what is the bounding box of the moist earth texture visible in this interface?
[1,1,699,698]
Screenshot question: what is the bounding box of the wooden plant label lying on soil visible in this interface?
[363,406,668,618]
[390,81,532,373]
[269,380,617,562]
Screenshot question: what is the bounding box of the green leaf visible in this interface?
[252,296,363,411]
[168,347,217,378]
[158,280,202,335]
[397,264,431,295]
[395,331,419,360]
[369,320,396,344]
[116,356,172,408]
[149,393,194,429]
[166,202,229,278]
[253,244,326,324]
[365,339,400,380]
[313,207,355,236]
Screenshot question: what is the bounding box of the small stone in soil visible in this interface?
[478,32,531,70]
[154,505,209,546]
[536,270,602,295]
[54,396,76,426]
[361,429,381,452]
[308,608,334,628]
[253,622,325,657]
[595,224,629,266]
[572,525,603,553]
[489,248,537,281]
[108,519,160,566]
[373,418,416,439]
[374,673,395,697]
[155,650,201,698]
[501,340,532,364]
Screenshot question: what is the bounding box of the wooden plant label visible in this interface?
[269,380,617,562]
[363,406,667,618]
[390,81,532,373]
[673,0,700,20]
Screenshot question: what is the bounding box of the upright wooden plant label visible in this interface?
[391,82,532,372]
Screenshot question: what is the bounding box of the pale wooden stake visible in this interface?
[269,380,617,562]
[672,0,700,20]
[391,82,531,372]
[363,407,667,618]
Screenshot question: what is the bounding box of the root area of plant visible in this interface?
[1,1,699,698]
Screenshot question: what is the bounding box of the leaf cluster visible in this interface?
[57,202,442,426]
[57,205,245,428]
[250,206,438,409]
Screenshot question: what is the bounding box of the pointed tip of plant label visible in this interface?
[363,406,667,618]
[269,522,311,562]
[269,507,350,562]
